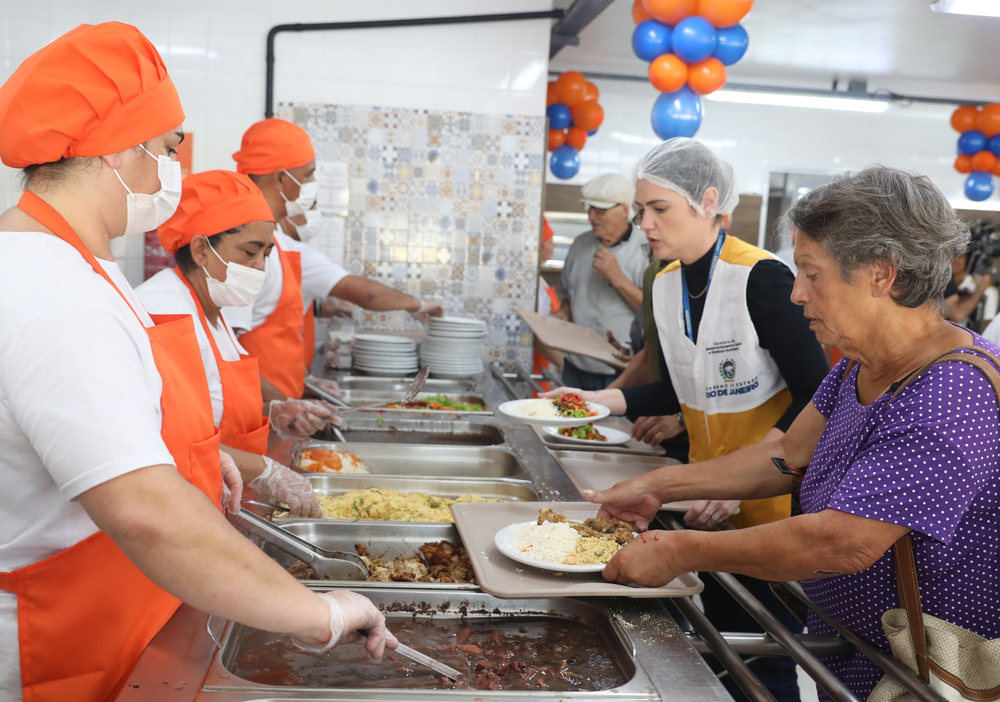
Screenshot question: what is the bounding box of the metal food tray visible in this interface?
[452,501,703,599]
[297,441,525,479]
[335,375,476,394]
[314,416,506,445]
[202,588,659,700]
[531,416,666,456]
[260,521,478,590]
[338,390,492,414]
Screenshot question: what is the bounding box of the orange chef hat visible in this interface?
[0,22,184,169]
[542,217,555,243]
[157,170,275,255]
[232,118,315,175]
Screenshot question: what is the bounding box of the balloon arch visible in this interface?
[951,104,1000,202]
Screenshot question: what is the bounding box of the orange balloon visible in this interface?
[583,81,600,102]
[566,126,588,151]
[972,150,997,172]
[548,129,567,151]
[546,82,559,107]
[642,0,697,25]
[977,104,1000,138]
[695,0,754,27]
[649,54,689,93]
[556,71,588,107]
[951,105,980,133]
[633,0,653,24]
[571,100,605,131]
[687,57,727,94]
[955,154,973,174]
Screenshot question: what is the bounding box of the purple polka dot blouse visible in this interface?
[799,338,1000,700]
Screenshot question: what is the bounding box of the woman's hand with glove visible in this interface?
[219,450,243,514]
[268,399,341,439]
[410,299,444,323]
[291,591,398,660]
[248,456,323,518]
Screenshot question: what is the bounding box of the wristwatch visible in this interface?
[676,412,685,425]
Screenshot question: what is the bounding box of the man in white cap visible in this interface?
[554,173,648,390]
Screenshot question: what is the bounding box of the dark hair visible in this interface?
[783,165,969,313]
[21,156,101,189]
[174,227,243,273]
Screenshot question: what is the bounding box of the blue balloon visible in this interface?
[632,20,673,62]
[587,128,599,136]
[965,172,994,201]
[711,24,749,66]
[958,130,986,155]
[546,103,571,130]
[550,145,581,180]
[651,87,703,140]
[671,16,717,64]
[987,135,1000,157]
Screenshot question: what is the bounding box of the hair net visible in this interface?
[633,138,738,218]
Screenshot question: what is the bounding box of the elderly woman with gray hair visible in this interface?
[589,164,1000,699]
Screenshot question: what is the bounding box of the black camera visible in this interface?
[967,220,1000,276]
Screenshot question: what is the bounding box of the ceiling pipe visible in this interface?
[549,0,619,59]
[265,10,564,118]
[563,71,989,107]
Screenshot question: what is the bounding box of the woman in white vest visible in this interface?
[551,138,828,702]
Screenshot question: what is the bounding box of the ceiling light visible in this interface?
[931,0,1000,17]
[705,89,890,113]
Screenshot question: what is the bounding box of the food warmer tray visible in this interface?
[296,441,527,479]
[259,520,479,590]
[452,501,703,599]
[335,390,492,414]
[333,375,477,394]
[201,588,660,700]
[312,416,506,446]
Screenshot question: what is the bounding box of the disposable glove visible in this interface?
[304,375,342,398]
[248,456,322,518]
[268,399,340,439]
[291,591,398,660]
[219,450,243,514]
[410,299,444,323]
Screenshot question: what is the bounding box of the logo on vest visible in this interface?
[719,359,736,382]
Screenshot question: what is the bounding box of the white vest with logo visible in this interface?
[652,235,792,527]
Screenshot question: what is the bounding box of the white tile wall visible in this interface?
[0,0,553,281]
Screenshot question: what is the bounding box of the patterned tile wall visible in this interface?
[279,103,546,370]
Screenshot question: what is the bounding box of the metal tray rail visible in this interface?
[336,390,492,414]
[202,588,660,700]
[314,417,507,446]
[296,441,528,479]
[260,521,479,591]
[334,376,477,394]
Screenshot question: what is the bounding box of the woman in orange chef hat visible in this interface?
[0,22,394,702]
[136,170,341,517]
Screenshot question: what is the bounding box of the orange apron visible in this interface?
[0,191,224,702]
[237,238,307,399]
[173,268,271,454]
[303,304,317,373]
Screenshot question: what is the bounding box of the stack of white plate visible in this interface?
[351,333,419,375]
[420,317,487,378]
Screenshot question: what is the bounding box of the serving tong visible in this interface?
[228,508,367,580]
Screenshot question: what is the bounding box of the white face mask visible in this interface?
[201,240,267,308]
[113,144,182,236]
[280,169,318,218]
[289,209,323,242]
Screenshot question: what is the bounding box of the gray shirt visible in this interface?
[561,227,649,374]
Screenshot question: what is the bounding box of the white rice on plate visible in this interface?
[510,521,579,562]
[508,399,560,419]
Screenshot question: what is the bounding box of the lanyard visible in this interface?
[681,229,726,343]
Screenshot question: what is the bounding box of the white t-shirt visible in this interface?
[225,228,349,331]
[0,232,174,699]
[136,268,247,426]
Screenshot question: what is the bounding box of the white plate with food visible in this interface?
[497,396,610,427]
[542,424,630,446]
[494,521,619,573]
